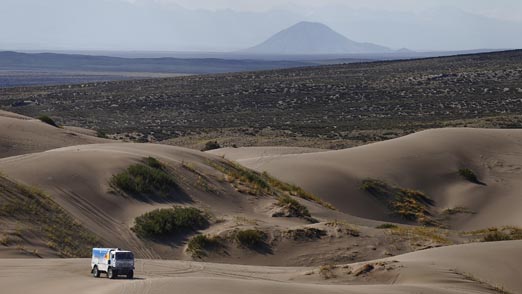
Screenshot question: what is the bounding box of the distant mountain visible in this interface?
[244,22,392,55]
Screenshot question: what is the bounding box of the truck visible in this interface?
[91,248,134,279]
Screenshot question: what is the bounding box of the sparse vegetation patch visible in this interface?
[186,234,221,258]
[264,171,335,210]
[209,160,270,195]
[274,195,313,219]
[318,264,337,279]
[208,159,334,210]
[388,226,451,246]
[325,220,360,236]
[0,176,99,257]
[284,228,326,241]
[234,229,266,248]
[361,179,437,226]
[466,226,522,242]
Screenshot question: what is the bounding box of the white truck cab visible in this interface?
[91,248,135,279]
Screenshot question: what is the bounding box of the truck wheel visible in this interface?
[107,268,116,279]
[127,270,134,279]
[92,266,100,278]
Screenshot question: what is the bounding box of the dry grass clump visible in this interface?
[186,234,221,258]
[361,179,437,226]
[209,160,270,195]
[263,171,336,210]
[284,228,327,241]
[318,264,337,279]
[209,159,335,210]
[325,220,360,236]
[0,177,99,257]
[234,229,266,248]
[454,269,511,294]
[275,195,312,219]
[388,226,451,245]
[465,226,522,242]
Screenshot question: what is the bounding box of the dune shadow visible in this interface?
[142,226,210,248]
[117,186,194,205]
[474,180,487,186]
[245,242,274,255]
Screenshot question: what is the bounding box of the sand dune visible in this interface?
[0,111,109,158]
[0,141,459,266]
[1,121,520,293]
[212,128,522,230]
[0,143,240,259]
[0,240,518,294]
[2,143,378,263]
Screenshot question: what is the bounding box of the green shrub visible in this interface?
[202,141,221,151]
[186,234,220,258]
[276,195,311,217]
[458,168,480,183]
[144,156,163,169]
[38,115,59,127]
[111,157,176,194]
[96,130,108,138]
[133,207,208,238]
[235,229,266,248]
[376,223,398,229]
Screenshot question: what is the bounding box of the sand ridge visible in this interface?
[212,128,522,230]
[0,111,110,158]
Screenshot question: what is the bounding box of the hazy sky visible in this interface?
[122,0,522,21]
[1,0,521,51]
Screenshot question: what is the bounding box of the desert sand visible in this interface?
[0,240,519,294]
[1,110,520,293]
[0,111,109,158]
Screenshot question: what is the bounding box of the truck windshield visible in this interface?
[116,252,134,260]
